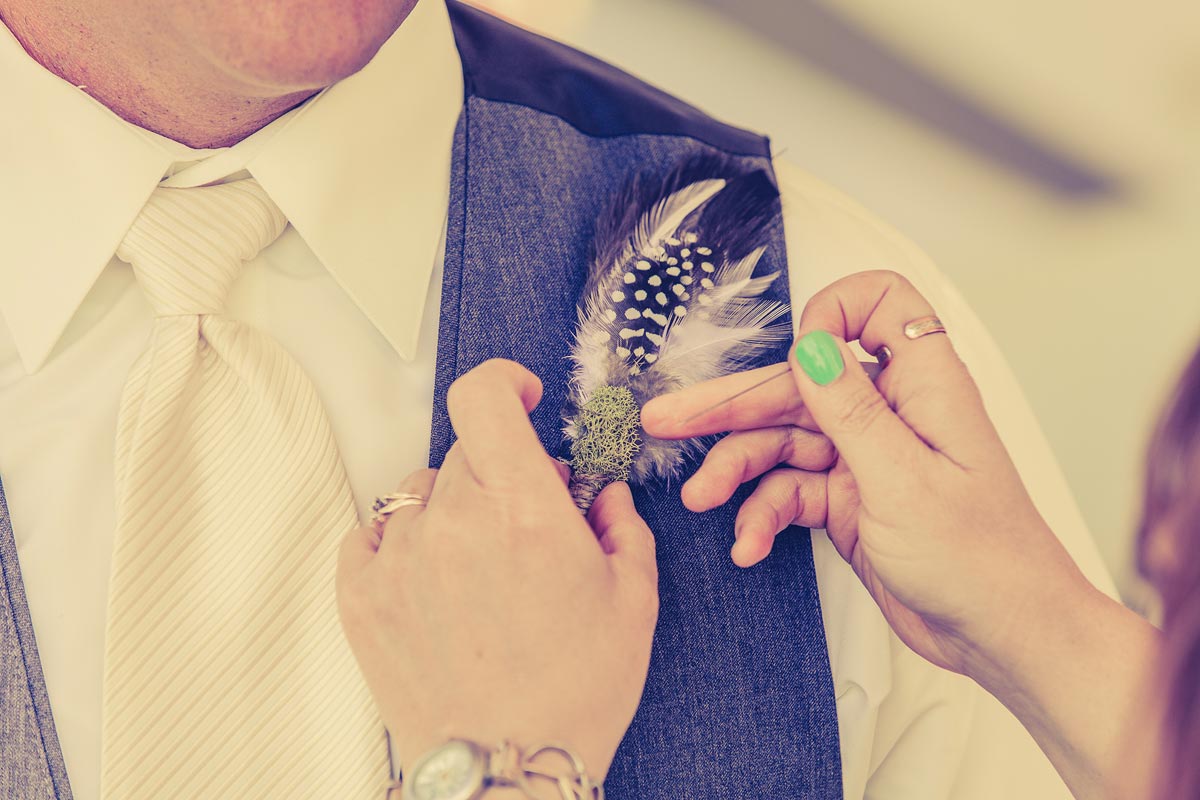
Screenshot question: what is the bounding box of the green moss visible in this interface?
[570,384,642,480]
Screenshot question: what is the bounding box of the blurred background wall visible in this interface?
[472,0,1200,602]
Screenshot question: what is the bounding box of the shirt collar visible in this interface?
[0,0,463,373]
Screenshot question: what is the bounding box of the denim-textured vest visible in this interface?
[0,3,841,797]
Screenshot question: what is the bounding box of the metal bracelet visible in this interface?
[382,738,603,800]
[515,743,604,800]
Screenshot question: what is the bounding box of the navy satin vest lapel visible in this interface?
[435,6,842,796]
[0,483,72,799]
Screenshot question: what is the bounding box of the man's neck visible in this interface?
[0,1,320,149]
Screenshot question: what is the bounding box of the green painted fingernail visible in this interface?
[794,331,845,386]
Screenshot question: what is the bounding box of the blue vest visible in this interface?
[0,3,841,797]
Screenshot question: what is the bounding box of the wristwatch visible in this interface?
[400,739,491,800]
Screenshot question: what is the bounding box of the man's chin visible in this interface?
[194,0,417,94]
[223,46,386,95]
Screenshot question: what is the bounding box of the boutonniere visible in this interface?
[562,156,790,511]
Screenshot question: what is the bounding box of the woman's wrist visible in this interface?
[958,541,1161,798]
[965,561,1096,704]
[959,534,1098,693]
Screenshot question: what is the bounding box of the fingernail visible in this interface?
[793,331,845,386]
[730,536,763,568]
[640,397,664,428]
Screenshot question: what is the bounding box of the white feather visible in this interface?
[570,294,620,402]
[655,302,789,383]
[700,273,778,314]
[718,246,767,285]
[632,179,725,259]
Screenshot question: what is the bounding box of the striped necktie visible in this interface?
[102,179,385,798]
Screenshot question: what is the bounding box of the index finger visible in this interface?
[445,359,559,488]
[641,362,820,440]
[798,270,997,462]
[798,270,951,356]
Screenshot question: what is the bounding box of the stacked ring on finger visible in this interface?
[874,315,947,368]
[371,492,428,532]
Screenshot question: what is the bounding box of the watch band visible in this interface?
[387,739,603,800]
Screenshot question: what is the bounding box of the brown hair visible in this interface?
[1140,340,1200,799]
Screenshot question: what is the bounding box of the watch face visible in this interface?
[410,740,484,800]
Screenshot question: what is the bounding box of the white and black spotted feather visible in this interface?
[563,155,790,485]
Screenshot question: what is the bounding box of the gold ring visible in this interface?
[371,492,428,529]
[903,316,947,340]
[875,318,945,370]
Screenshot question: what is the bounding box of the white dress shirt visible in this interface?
[0,2,1114,798]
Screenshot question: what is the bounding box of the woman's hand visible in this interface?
[643,271,1162,798]
[641,270,1087,677]
[336,359,658,782]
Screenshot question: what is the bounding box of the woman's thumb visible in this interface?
[588,482,658,589]
[790,330,921,486]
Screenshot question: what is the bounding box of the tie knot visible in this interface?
[116,179,287,317]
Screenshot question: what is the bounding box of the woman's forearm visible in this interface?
[968,563,1162,799]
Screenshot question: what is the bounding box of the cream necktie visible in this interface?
[103,179,385,799]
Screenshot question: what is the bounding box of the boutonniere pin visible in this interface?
[562,156,791,511]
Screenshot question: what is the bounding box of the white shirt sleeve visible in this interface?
[775,159,1115,799]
